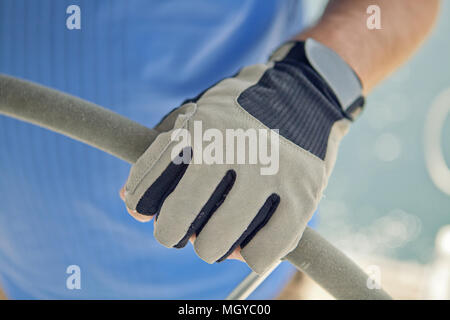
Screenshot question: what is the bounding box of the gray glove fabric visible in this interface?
[124,39,364,274]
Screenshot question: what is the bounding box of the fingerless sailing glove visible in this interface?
[124,38,364,274]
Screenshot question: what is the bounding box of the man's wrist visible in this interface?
[294,0,439,94]
[295,26,369,95]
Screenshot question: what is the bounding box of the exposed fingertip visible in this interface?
[126,206,153,223]
[119,187,125,201]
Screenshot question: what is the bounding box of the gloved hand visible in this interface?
[123,38,364,274]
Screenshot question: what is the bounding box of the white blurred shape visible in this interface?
[374,133,402,162]
[373,209,421,249]
[426,225,450,299]
[424,87,450,196]
[436,225,450,257]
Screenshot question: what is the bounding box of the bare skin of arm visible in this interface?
[121,0,440,261]
[296,0,440,94]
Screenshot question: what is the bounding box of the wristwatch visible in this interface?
[270,38,365,120]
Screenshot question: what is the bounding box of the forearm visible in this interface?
[295,0,440,94]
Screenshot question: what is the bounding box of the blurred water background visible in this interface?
[305,0,450,264]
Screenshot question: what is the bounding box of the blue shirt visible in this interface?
[0,0,305,299]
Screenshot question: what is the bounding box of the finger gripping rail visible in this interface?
[0,74,391,300]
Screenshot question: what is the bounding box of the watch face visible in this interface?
[304,38,363,113]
